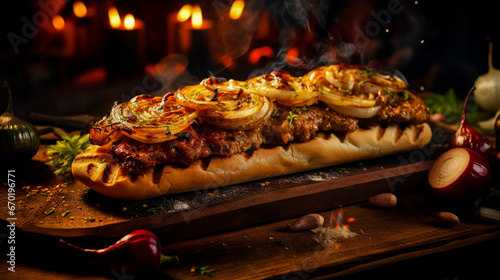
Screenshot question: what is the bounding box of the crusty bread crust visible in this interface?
[72,123,432,200]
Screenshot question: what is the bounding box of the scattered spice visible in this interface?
[312,227,357,247]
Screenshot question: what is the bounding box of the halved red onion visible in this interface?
[428,148,492,202]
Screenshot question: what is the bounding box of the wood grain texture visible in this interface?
[1,193,499,280]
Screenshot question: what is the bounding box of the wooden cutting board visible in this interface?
[0,122,452,242]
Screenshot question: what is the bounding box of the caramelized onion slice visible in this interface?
[91,94,197,144]
[325,103,381,119]
[247,71,319,107]
[175,84,272,130]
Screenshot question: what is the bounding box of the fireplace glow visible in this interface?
[191,5,203,29]
[108,7,121,28]
[177,4,192,22]
[73,1,87,18]
[124,14,136,30]
[229,0,245,20]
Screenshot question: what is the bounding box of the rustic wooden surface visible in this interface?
[3,122,498,279]
[1,192,499,280]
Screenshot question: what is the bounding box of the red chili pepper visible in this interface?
[61,229,178,275]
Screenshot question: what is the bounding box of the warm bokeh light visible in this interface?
[285,47,299,64]
[249,46,274,64]
[191,5,203,29]
[177,4,192,22]
[219,54,233,68]
[229,0,245,20]
[52,15,65,31]
[73,1,87,18]
[123,14,136,30]
[108,7,121,28]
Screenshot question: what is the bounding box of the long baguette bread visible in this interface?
[72,123,432,200]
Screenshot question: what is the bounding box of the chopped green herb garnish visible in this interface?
[288,111,297,127]
[362,70,375,77]
[169,143,176,150]
[61,210,71,217]
[147,206,164,214]
[191,265,216,277]
[44,208,55,216]
[332,167,350,174]
[166,126,171,135]
[272,109,280,117]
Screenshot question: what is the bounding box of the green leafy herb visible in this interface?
[191,265,215,277]
[423,88,489,128]
[46,134,92,175]
[61,210,71,217]
[475,187,500,210]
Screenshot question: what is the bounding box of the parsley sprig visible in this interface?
[46,134,91,175]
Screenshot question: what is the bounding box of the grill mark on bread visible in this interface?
[394,125,404,142]
[414,125,424,142]
[200,156,212,171]
[102,163,112,184]
[335,131,347,143]
[377,126,387,141]
[153,165,165,185]
[87,163,97,176]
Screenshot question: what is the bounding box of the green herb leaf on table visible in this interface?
[191,265,216,277]
[423,89,491,133]
[46,134,91,175]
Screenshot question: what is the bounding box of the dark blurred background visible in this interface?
[0,0,499,122]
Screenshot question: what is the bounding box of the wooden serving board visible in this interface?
[0,123,452,242]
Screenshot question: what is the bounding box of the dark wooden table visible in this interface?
[1,135,500,279]
[2,190,500,280]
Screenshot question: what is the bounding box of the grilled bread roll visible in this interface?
[72,123,431,200]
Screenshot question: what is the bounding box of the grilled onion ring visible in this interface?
[175,84,273,130]
[90,94,197,144]
[247,71,319,107]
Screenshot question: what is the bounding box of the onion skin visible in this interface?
[428,148,492,203]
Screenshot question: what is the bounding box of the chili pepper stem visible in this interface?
[160,254,179,265]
